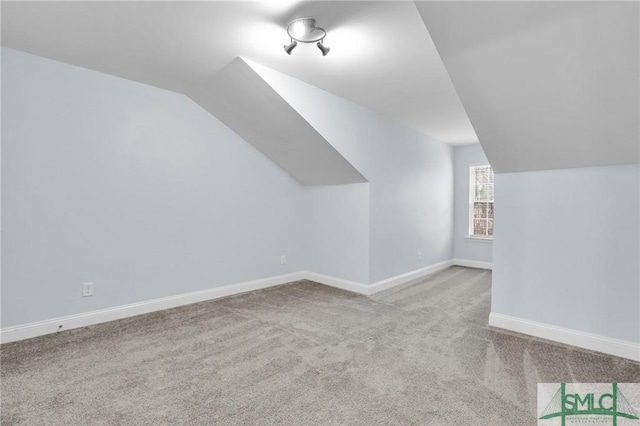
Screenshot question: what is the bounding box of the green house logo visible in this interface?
[539,383,639,425]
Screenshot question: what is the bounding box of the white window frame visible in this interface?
[468,163,494,240]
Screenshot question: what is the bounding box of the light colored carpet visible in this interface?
[2,266,638,425]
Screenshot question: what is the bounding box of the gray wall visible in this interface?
[1,48,309,327]
[2,48,456,327]
[303,184,370,283]
[492,164,640,343]
[453,144,493,263]
[251,62,455,283]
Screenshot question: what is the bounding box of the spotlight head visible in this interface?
[283,40,298,55]
[316,41,330,56]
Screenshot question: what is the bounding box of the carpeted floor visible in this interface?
[1,266,638,425]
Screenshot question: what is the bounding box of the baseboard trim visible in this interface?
[304,272,370,295]
[0,272,306,344]
[453,259,492,270]
[368,259,454,294]
[489,312,640,362]
[7,267,635,363]
[1,261,460,344]
[309,259,460,296]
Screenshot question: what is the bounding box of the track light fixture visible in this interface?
[284,17,330,56]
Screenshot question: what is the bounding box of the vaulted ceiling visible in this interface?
[0,1,477,146]
[417,1,639,172]
[2,1,638,174]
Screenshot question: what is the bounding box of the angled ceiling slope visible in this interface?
[1,0,477,146]
[187,58,366,186]
[417,1,639,173]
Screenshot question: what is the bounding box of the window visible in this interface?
[469,165,494,238]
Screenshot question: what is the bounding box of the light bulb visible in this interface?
[291,21,306,38]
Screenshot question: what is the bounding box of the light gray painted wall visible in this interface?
[2,48,455,328]
[303,184,370,284]
[247,61,455,283]
[492,164,640,343]
[1,48,309,327]
[453,144,492,263]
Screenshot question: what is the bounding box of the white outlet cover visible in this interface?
[82,282,94,297]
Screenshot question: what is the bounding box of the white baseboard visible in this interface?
[303,272,370,295]
[0,272,306,344]
[368,259,454,294]
[453,258,492,270]
[306,260,454,296]
[1,261,459,344]
[489,312,640,362]
[7,266,635,363]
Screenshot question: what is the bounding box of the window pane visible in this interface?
[474,202,487,219]
[475,183,483,200]
[473,166,495,202]
[474,219,487,236]
[475,167,488,184]
[486,167,494,185]
[488,202,494,219]
[475,183,491,201]
[488,219,494,236]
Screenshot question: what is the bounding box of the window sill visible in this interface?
[465,236,493,242]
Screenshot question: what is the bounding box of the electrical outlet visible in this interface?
[82,282,94,297]
[280,255,287,265]
[417,252,422,260]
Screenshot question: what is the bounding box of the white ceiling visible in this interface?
[417,1,639,172]
[1,1,479,146]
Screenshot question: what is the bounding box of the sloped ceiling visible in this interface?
[416,1,639,173]
[188,57,366,185]
[3,1,636,174]
[0,1,477,145]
